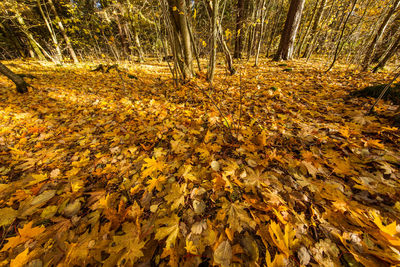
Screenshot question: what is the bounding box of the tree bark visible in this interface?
[0,62,28,93]
[302,0,326,58]
[0,23,26,58]
[326,0,358,71]
[373,32,400,73]
[37,0,63,63]
[362,0,400,71]
[133,25,145,62]
[246,0,257,61]
[208,0,219,83]
[254,0,267,66]
[234,0,248,58]
[204,0,236,75]
[165,0,194,80]
[373,12,400,62]
[48,0,79,63]
[266,0,284,58]
[273,0,305,61]
[15,11,46,60]
[295,0,320,57]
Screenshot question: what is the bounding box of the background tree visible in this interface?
[274,0,305,61]
[234,0,248,59]
[0,62,28,93]
[362,0,400,71]
[208,0,219,82]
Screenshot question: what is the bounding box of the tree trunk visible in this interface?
[234,0,248,59]
[37,0,63,63]
[274,0,305,61]
[133,25,145,62]
[246,0,257,61]
[0,23,26,58]
[164,0,194,80]
[326,0,358,71]
[302,0,326,58]
[48,0,79,63]
[115,14,129,58]
[266,0,285,58]
[373,32,400,73]
[204,0,236,75]
[295,0,320,57]
[373,12,400,62]
[208,0,219,83]
[0,62,28,93]
[254,0,267,66]
[15,11,46,60]
[362,0,400,71]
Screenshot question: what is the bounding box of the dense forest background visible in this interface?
[1,1,400,267]
[1,0,399,73]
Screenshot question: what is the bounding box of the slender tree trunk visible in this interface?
[125,0,144,62]
[246,0,257,61]
[326,0,358,71]
[161,0,194,81]
[373,32,400,73]
[254,0,267,66]
[362,0,400,71]
[208,0,219,83]
[373,12,400,62]
[234,0,248,58]
[204,0,236,75]
[115,15,128,58]
[295,0,319,57]
[133,25,145,62]
[15,11,46,60]
[0,23,26,58]
[186,14,202,71]
[37,0,62,63]
[266,0,284,57]
[0,62,28,93]
[274,0,305,61]
[303,0,326,58]
[48,0,79,63]
[305,0,333,60]
[176,0,194,78]
[218,22,236,75]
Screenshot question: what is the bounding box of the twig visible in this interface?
[193,83,232,135]
[368,67,400,114]
[236,66,243,137]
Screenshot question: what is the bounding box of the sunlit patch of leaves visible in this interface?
[0,59,399,266]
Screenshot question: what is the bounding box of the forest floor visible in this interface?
[0,58,399,266]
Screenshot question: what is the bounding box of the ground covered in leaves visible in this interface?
[0,59,399,266]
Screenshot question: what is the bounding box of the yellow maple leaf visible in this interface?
[268,221,298,257]
[2,222,45,251]
[265,248,287,267]
[170,139,189,154]
[371,211,400,246]
[155,214,180,249]
[364,139,385,149]
[141,157,166,177]
[164,183,186,211]
[331,158,355,176]
[184,239,198,254]
[146,175,166,192]
[10,248,29,267]
[221,201,256,233]
[111,228,145,264]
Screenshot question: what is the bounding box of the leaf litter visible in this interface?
[0,59,399,266]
